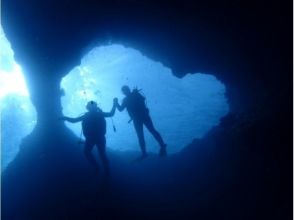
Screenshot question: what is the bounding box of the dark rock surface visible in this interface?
[1,0,292,219]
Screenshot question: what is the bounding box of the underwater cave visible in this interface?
[1,26,229,168]
[61,44,229,153]
[1,1,292,219]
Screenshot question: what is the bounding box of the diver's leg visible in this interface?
[84,139,99,173]
[133,120,147,156]
[97,137,109,177]
[144,115,167,156]
[144,115,165,146]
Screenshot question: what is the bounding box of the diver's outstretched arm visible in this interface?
[103,100,116,117]
[115,98,126,112]
[60,115,84,123]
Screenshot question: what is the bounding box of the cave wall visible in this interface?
[3,0,291,126]
[1,0,292,219]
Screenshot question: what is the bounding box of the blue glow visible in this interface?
[0,26,37,170]
[61,45,229,153]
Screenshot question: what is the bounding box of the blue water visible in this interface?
[1,24,229,170]
[61,44,229,153]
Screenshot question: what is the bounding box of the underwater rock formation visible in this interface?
[1,0,292,219]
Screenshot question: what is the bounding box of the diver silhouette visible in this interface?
[115,85,167,159]
[61,100,116,176]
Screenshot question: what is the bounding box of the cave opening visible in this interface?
[0,26,37,170]
[1,26,229,170]
[61,44,230,154]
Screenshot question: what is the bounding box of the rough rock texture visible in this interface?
[1,0,292,219]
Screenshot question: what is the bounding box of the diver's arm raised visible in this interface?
[115,98,126,112]
[102,99,116,117]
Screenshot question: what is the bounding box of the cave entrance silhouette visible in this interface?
[61,44,229,154]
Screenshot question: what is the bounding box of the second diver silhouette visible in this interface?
[115,85,167,160]
[61,100,116,176]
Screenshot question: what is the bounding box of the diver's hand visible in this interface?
[113,98,118,105]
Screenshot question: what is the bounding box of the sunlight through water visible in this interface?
[0,26,37,170]
[61,44,229,153]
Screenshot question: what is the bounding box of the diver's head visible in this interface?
[121,85,131,96]
[86,101,99,112]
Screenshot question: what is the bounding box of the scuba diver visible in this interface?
[114,85,167,159]
[60,100,116,176]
